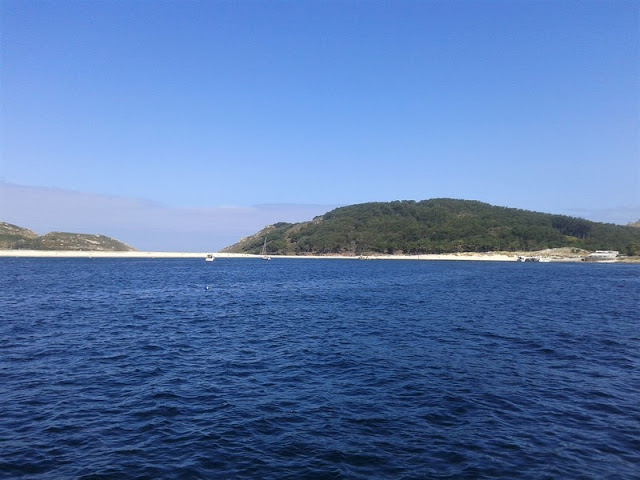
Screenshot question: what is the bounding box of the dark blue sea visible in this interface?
[1,258,638,479]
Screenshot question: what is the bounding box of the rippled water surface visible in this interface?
[1,258,639,479]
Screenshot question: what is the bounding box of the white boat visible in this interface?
[205,254,215,262]
[261,237,271,260]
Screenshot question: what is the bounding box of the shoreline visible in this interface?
[0,249,590,262]
[2,249,637,262]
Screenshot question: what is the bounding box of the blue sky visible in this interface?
[1,1,638,250]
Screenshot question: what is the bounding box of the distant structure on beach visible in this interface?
[516,256,552,262]
[584,251,619,262]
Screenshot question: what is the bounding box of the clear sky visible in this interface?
[1,1,638,250]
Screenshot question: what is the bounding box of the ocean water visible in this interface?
[1,258,638,479]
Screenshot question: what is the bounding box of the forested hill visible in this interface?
[221,199,640,256]
[0,222,135,251]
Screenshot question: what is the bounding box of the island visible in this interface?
[221,199,640,259]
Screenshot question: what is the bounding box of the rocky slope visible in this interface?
[0,222,135,251]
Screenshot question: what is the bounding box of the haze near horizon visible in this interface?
[1,1,638,250]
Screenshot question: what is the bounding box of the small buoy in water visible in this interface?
[205,285,210,290]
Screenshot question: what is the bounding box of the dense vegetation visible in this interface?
[222,199,640,256]
[0,222,135,251]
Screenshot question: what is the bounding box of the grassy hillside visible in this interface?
[221,199,640,256]
[0,222,39,249]
[0,222,135,251]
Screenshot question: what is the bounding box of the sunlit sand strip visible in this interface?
[0,250,276,259]
[0,250,210,258]
[0,250,596,261]
[1,249,519,261]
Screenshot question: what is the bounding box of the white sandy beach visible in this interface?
[0,249,583,262]
[0,250,226,259]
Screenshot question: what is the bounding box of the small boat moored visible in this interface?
[261,237,271,261]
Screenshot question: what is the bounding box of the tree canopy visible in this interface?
[222,199,640,256]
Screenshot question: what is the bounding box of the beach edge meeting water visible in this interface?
[2,248,639,263]
[0,249,524,261]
